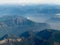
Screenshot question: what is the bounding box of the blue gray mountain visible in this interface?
[0,5,60,17]
[0,29,60,45]
[0,15,50,39]
[19,29,60,45]
[0,4,60,23]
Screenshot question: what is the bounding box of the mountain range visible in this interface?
[1,29,60,45]
[0,4,60,23]
[19,29,60,45]
[0,4,59,45]
[0,15,50,38]
[0,4,60,17]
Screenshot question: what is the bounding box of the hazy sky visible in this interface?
[0,0,60,5]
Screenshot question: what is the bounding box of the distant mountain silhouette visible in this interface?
[0,5,60,23]
[0,5,60,17]
[0,15,50,38]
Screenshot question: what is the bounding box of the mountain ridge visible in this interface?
[0,15,50,38]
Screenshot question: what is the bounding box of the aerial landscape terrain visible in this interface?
[0,4,60,45]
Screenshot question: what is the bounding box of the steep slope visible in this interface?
[1,29,60,45]
[19,29,60,45]
[0,15,50,38]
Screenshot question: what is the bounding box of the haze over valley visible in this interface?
[0,4,60,45]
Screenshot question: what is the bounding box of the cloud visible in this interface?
[0,0,60,5]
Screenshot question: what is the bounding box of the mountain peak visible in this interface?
[0,15,50,38]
